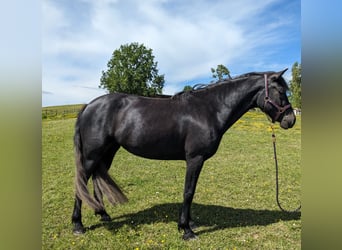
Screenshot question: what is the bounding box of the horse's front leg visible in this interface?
[178,155,204,240]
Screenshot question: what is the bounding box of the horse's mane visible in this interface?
[171,74,248,99]
[172,71,288,99]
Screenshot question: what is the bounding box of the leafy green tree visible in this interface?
[289,62,301,108]
[99,42,165,96]
[183,85,193,92]
[211,64,231,81]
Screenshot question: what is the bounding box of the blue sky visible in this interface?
[42,0,300,107]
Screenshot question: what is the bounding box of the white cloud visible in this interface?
[42,0,300,106]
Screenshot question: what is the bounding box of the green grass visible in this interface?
[42,111,301,249]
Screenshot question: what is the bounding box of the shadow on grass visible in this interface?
[88,203,300,235]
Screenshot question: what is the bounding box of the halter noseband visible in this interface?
[264,74,292,122]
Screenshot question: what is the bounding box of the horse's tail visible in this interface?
[74,105,127,210]
[92,168,128,205]
[74,105,102,211]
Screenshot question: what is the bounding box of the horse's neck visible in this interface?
[212,79,263,132]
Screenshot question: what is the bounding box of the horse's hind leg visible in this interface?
[72,147,114,234]
[72,195,84,234]
[72,170,92,235]
[92,145,120,222]
[93,174,111,221]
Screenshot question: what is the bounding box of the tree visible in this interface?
[211,64,231,81]
[289,62,301,108]
[99,42,165,96]
[183,85,193,92]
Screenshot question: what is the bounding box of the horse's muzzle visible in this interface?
[280,110,296,129]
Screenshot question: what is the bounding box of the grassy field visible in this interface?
[42,111,301,249]
[42,104,84,120]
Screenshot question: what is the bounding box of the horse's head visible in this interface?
[258,69,296,129]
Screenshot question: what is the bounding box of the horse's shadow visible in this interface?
[88,203,300,235]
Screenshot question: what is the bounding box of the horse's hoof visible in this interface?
[183,232,198,240]
[189,220,198,229]
[73,228,85,235]
[100,214,111,222]
[73,224,86,235]
[95,211,112,222]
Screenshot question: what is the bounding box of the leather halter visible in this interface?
[264,74,292,122]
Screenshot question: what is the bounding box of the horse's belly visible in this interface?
[121,137,185,160]
[115,109,186,160]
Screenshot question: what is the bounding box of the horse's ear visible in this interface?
[279,68,288,76]
[270,68,288,80]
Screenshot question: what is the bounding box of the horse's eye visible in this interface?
[276,87,286,94]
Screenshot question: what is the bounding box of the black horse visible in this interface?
[71,69,296,240]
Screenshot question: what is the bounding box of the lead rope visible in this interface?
[270,124,301,213]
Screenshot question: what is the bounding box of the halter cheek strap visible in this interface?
[264,74,269,98]
[263,74,292,122]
